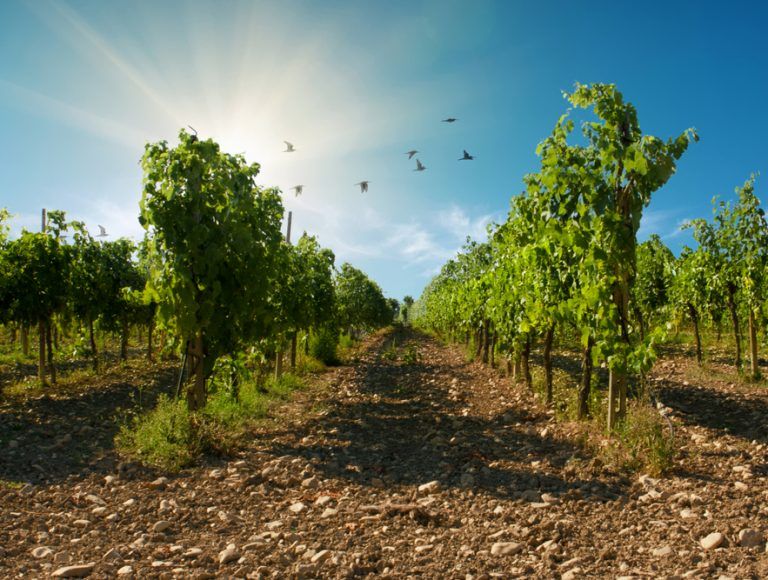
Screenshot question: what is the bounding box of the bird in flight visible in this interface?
[459,149,475,161]
[292,185,304,197]
[405,150,418,159]
[355,181,370,193]
[284,141,295,152]
[96,225,108,237]
[442,118,458,123]
[414,159,426,172]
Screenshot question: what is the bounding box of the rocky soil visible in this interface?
[1,329,767,578]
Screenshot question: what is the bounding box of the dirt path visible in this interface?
[1,329,767,578]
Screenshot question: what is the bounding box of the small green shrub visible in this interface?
[402,345,420,365]
[117,373,306,471]
[601,402,676,476]
[311,327,339,365]
[116,395,199,471]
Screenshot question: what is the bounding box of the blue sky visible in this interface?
[1,1,768,300]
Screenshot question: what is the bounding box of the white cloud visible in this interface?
[437,204,498,242]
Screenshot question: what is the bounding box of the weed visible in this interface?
[598,402,677,476]
[401,345,420,365]
[116,373,306,471]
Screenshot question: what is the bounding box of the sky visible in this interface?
[1,0,768,300]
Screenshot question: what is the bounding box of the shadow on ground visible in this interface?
[260,330,629,503]
[0,363,176,485]
[659,379,768,444]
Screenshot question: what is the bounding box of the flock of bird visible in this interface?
[283,117,474,196]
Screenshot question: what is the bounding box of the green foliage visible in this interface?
[140,129,285,385]
[0,230,69,326]
[415,82,696,424]
[335,263,393,332]
[602,403,677,476]
[310,324,340,365]
[117,372,305,471]
[633,234,675,330]
[116,394,198,471]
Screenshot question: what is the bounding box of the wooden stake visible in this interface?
[276,211,293,380]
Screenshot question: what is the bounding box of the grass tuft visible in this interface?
[116,372,305,471]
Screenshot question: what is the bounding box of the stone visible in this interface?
[541,493,559,504]
[700,532,725,550]
[638,474,659,488]
[314,495,333,506]
[738,528,763,548]
[301,476,319,489]
[102,547,122,561]
[321,508,338,518]
[52,563,96,577]
[562,567,583,580]
[32,546,53,559]
[149,477,168,489]
[310,549,332,563]
[265,520,283,530]
[218,544,240,565]
[117,566,133,576]
[490,542,522,556]
[417,480,441,495]
[153,520,172,533]
[182,548,203,559]
[653,546,673,557]
[289,502,307,514]
[209,469,225,479]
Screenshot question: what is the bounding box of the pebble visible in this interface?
[218,543,240,565]
[314,495,333,506]
[117,566,133,576]
[562,568,582,580]
[490,542,522,556]
[150,477,168,489]
[653,546,673,557]
[321,508,338,518]
[31,546,53,559]
[265,520,284,530]
[417,480,441,495]
[289,502,307,514]
[737,528,763,548]
[301,476,319,488]
[102,547,122,561]
[310,549,332,563]
[52,563,96,577]
[182,547,203,559]
[700,532,725,550]
[153,520,172,533]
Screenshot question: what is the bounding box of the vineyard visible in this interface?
[1,84,768,577]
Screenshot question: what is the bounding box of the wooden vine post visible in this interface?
[275,211,292,380]
[38,208,47,386]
